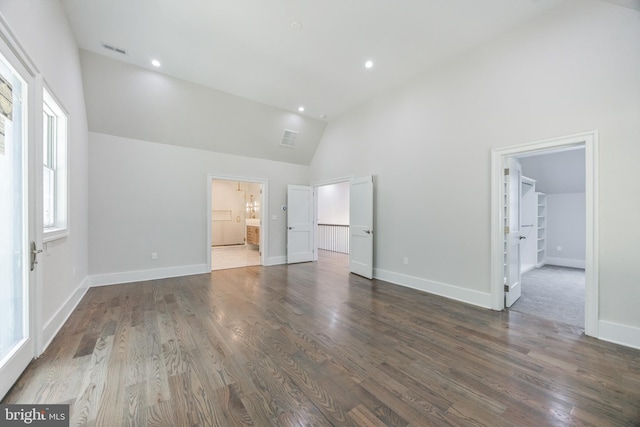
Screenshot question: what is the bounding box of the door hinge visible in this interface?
[504,284,509,292]
[504,226,510,233]
[504,168,510,175]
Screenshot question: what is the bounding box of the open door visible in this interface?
[0,44,36,399]
[505,158,522,307]
[349,176,374,279]
[287,185,314,263]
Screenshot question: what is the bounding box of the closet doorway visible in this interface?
[511,148,586,328]
[208,177,266,271]
[490,131,598,337]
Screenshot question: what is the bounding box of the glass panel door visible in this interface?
[0,47,32,399]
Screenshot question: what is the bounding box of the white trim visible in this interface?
[40,277,88,354]
[0,14,38,78]
[544,257,586,269]
[42,85,69,237]
[207,174,268,271]
[0,14,40,400]
[42,228,68,243]
[490,130,599,337]
[374,268,492,308]
[266,255,287,266]
[598,320,640,351]
[89,264,209,287]
[310,175,354,187]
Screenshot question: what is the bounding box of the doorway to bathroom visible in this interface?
[208,176,266,271]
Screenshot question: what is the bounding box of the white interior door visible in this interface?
[350,176,373,279]
[0,47,35,399]
[505,158,522,307]
[287,185,314,263]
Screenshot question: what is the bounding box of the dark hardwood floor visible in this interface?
[3,251,640,426]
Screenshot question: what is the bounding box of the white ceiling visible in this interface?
[60,0,569,120]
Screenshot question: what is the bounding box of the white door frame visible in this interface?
[206,174,268,270]
[0,15,41,398]
[490,131,598,337]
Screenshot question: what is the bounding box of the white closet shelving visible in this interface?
[536,192,547,267]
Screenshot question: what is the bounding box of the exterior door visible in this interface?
[0,47,34,399]
[287,185,314,263]
[349,176,373,279]
[505,158,522,307]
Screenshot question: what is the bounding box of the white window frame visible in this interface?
[42,87,68,242]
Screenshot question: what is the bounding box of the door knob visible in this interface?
[364,230,371,234]
[30,241,43,271]
[288,226,294,230]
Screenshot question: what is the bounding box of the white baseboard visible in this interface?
[90,264,209,287]
[544,257,585,269]
[373,268,492,309]
[598,320,640,350]
[41,277,89,354]
[266,256,287,266]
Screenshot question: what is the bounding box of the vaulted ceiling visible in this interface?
[61,0,570,121]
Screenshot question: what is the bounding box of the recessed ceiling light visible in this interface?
[364,60,374,69]
[298,106,305,112]
[151,59,161,67]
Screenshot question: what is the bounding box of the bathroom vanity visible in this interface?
[246,219,260,245]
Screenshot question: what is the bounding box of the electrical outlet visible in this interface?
[403,257,409,265]
[557,246,562,252]
[151,252,158,260]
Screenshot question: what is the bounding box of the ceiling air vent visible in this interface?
[280,129,298,148]
[101,43,127,55]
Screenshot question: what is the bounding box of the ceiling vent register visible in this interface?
[101,43,127,55]
[281,129,298,148]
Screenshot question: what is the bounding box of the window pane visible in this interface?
[42,112,48,167]
[0,55,28,363]
[43,166,55,228]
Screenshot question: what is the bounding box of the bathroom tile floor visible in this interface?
[211,244,260,270]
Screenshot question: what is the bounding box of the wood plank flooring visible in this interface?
[3,252,640,426]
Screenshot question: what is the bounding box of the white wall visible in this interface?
[89,132,309,283]
[310,0,640,334]
[317,182,349,224]
[211,180,246,246]
[0,0,90,350]
[546,193,586,268]
[519,149,585,194]
[79,50,326,166]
